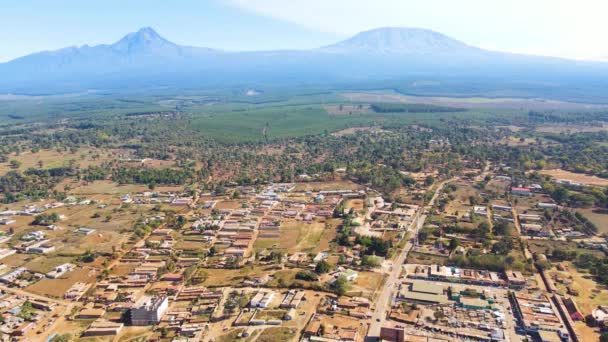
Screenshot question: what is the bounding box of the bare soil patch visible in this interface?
[540,169,608,187]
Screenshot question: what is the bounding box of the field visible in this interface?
[549,262,608,341]
[341,91,607,110]
[190,104,378,142]
[0,147,119,176]
[443,182,477,216]
[540,169,608,187]
[26,267,97,298]
[535,123,608,133]
[256,327,298,342]
[255,220,334,254]
[295,181,361,192]
[577,208,608,234]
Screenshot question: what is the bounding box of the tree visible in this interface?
[361,255,381,268]
[315,260,331,274]
[9,160,21,169]
[330,276,350,296]
[53,334,71,342]
[448,238,460,252]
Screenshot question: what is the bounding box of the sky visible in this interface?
[1,0,608,62]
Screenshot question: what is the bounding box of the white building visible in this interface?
[250,291,275,308]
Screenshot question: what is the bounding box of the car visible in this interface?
[376,318,381,322]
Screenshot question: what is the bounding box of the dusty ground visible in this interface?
[26,267,97,298]
[540,169,608,187]
[535,123,608,133]
[341,91,608,110]
[332,126,386,137]
[295,181,361,192]
[577,208,608,234]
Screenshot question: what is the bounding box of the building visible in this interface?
[171,197,193,206]
[0,248,16,260]
[65,282,91,300]
[25,240,55,254]
[46,263,75,278]
[82,320,124,337]
[74,227,96,235]
[590,306,608,328]
[250,290,275,308]
[380,325,406,342]
[562,297,584,321]
[130,296,169,326]
[0,218,16,225]
[511,187,532,196]
[505,271,526,289]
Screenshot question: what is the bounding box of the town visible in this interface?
[0,156,606,342]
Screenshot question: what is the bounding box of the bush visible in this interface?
[295,271,319,281]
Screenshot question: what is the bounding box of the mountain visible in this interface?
[1,27,608,101]
[320,27,478,55]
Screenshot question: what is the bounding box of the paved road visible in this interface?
[366,179,453,340]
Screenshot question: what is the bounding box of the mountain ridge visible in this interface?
[1,26,608,97]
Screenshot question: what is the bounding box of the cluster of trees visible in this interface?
[371,103,465,113]
[111,167,194,185]
[551,249,608,285]
[32,212,60,226]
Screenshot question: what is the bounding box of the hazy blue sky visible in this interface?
[2,0,607,62]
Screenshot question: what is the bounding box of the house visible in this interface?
[505,271,526,289]
[380,325,406,342]
[538,202,558,209]
[46,263,75,278]
[21,231,45,241]
[511,187,532,196]
[171,197,193,206]
[77,308,107,319]
[0,218,16,225]
[590,306,608,328]
[82,320,124,337]
[250,291,275,308]
[0,267,29,284]
[25,240,55,254]
[65,282,91,300]
[74,227,96,235]
[339,269,358,282]
[0,248,16,260]
[224,248,246,256]
[130,296,169,326]
[562,297,584,321]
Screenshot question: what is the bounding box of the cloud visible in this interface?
[228,0,608,60]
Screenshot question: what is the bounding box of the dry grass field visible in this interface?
[349,271,386,298]
[295,181,361,192]
[332,126,385,137]
[214,200,243,210]
[443,182,477,216]
[341,91,607,110]
[540,169,608,187]
[26,267,97,298]
[535,123,608,133]
[279,221,326,253]
[0,147,120,176]
[577,208,608,234]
